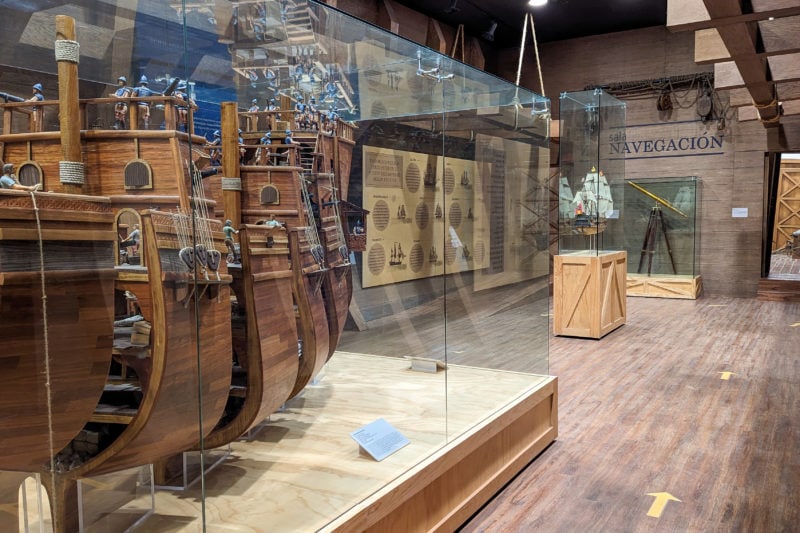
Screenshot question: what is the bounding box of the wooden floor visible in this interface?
[769,251,800,278]
[463,295,800,532]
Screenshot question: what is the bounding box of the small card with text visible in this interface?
[350,418,409,461]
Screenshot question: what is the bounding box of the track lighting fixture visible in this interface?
[444,0,460,14]
[482,21,498,42]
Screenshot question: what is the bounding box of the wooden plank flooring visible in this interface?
[462,295,800,532]
[769,252,800,277]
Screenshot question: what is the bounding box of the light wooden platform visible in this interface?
[139,352,556,531]
[553,251,627,338]
[627,273,702,299]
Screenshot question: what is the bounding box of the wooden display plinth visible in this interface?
[554,251,627,339]
[627,274,702,299]
[326,377,557,532]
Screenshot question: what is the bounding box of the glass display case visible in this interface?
[558,89,626,254]
[624,176,702,299]
[0,1,554,531]
[553,89,627,338]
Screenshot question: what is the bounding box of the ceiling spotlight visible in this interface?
[482,21,498,42]
[444,0,460,14]
[529,0,548,6]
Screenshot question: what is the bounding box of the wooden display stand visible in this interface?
[554,251,627,338]
[627,274,702,299]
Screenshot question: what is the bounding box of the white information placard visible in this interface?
[350,418,409,461]
[731,207,749,218]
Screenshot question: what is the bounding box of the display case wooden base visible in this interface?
[627,274,702,299]
[554,251,627,338]
[327,375,558,532]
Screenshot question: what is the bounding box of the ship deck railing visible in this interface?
[0,95,195,135]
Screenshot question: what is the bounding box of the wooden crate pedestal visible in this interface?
[554,251,627,338]
[627,274,702,299]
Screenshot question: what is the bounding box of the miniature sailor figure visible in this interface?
[352,219,365,235]
[247,98,260,131]
[294,96,308,129]
[208,130,222,166]
[28,83,45,132]
[119,223,141,256]
[264,214,284,229]
[133,75,153,129]
[256,131,272,165]
[175,83,197,133]
[223,219,240,263]
[0,163,40,191]
[324,108,338,136]
[324,80,337,102]
[266,98,278,111]
[320,114,333,136]
[281,128,299,165]
[307,97,319,130]
[294,95,306,115]
[235,128,248,163]
[111,76,131,129]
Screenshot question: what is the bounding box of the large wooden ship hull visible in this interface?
[0,191,116,472]
[310,132,356,362]
[46,209,232,531]
[233,161,331,402]
[288,227,331,397]
[203,223,298,448]
[0,120,233,530]
[314,168,354,362]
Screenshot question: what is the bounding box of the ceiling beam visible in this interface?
[702,0,781,125]
[727,82,800,106]
[738,99,800,121]
[695,17,800,64]
[669,0,800,32]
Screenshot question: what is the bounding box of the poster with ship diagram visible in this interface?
[362,146,485,288]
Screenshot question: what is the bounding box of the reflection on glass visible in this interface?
[0,0,551,530]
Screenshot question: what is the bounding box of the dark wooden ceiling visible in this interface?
[391,0,668,47]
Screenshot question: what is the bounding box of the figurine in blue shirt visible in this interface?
[133,76,153,129]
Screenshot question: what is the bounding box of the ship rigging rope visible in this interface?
[54,39,80,64]
[30,189,59,519]
[59,160,86,185]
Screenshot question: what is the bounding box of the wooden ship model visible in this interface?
[0,16,233,531]
[0,6,360,530]
[562,167,614,236]
[190,0,359,450]
[198,95,356,452]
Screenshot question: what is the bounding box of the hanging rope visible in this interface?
[30,189,58,520]
[529,12,545,97]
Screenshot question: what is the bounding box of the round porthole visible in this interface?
[17,161,43,187]
[124,159,153,189]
